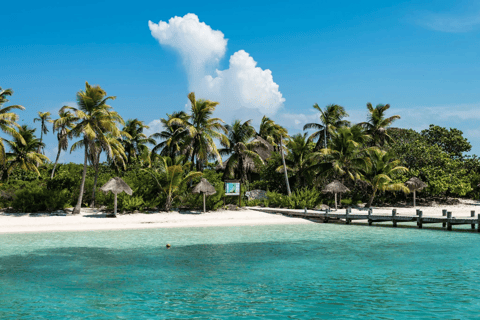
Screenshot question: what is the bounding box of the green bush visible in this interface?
[264,188,322,209]
[11,182,72,212]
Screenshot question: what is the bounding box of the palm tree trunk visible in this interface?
[280,137,291,196]
[367,186,378,208]
[73,140,88,215]
[90,151,101,208]
[36,130,43,167]
[50,144,62,179]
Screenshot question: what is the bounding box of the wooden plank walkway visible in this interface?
[247,207,480,231]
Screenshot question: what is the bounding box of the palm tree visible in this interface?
[364,149,409,207]
[4,125,49,178]
[62,82,124,215]
[276,133,315,188]
[143,156,202,211]
[151,111,190,160]
[314,126,372,182]
[0,87,25,167]
[33,111,52,155]
[303,104,349,150]
[257,116,291,195]
[220,119,266,182]
[168,92,228,171]
[359,103,401,147]
[51,110,76,179]
[121,119,155,165]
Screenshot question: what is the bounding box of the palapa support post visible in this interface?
[442,209,447,228]
[417,210,423,229]
[392,209,397,227]
[471,211,476,230]
[203,194,206,213]
[334,193,337,210]
[447,211,452,231]
[114,193,117,216]
[368,208,372,226]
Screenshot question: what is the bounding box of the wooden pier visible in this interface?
[248,207,480,232]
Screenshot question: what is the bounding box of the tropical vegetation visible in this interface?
[1,83,480,214]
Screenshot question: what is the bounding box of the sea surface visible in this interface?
[1,222,480,319]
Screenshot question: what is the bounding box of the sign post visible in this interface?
[225,180,241,207]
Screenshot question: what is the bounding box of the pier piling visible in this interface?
[368,208,372,226]
[471,211,476,229]
[442,209,447,228]
[417,210,423,228]
[392,209,397,227]
[447,211,452,230]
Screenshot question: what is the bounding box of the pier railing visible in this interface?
[248,207,480,231]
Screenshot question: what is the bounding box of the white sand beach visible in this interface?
[0,208,314,234]
[1,199,479,234]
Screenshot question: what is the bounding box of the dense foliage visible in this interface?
[1,83,479,213]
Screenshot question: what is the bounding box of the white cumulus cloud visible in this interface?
[148,14,285,121]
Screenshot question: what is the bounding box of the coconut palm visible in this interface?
[314,126,373,182]
[220,119,266,182]
[51,110,76,178]
[359,103,401,147]
[62,82,124,215]
[304,104,349,150]
[76,133,127,208]
[4,125,49,178]
[121,119,155,165]
[0,87,26,167]
[168,92,228,171]
[143,156,202,211]
[364,149,409,207]
[150,111,190,160]
[33,111,52,155]
[257,116,291,194]
[276,133,316,188]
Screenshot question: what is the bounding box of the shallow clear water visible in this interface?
[1,223,480,319]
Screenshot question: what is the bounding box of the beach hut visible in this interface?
[192,178,217,212]
[100,177,133,217]
[322,180,350,210]
[405,177,427,208]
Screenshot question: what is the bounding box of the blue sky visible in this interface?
[1,0,480,163]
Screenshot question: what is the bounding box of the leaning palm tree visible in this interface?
[62,82,124,215]
[220,119,266,182]
[0,87,26,167]
[276,133,316,188]
[51,110,76,178]
[4,125,49,178]
[363,149,409,207]
[168,92,228,171]
[151,111,190,160]
[304,104,349,150]
[359,103,401,147]
[33,111,52,155]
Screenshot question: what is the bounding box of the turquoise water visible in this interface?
[1,223,480,319]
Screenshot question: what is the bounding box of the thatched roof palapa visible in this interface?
[405,177,427,191]
[192,178,216,196]
[100,177,133,195]
[322,180,350,194]
[252,136,274,161]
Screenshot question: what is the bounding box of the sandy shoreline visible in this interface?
[1,199,479,234]
[0,208,314,234]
